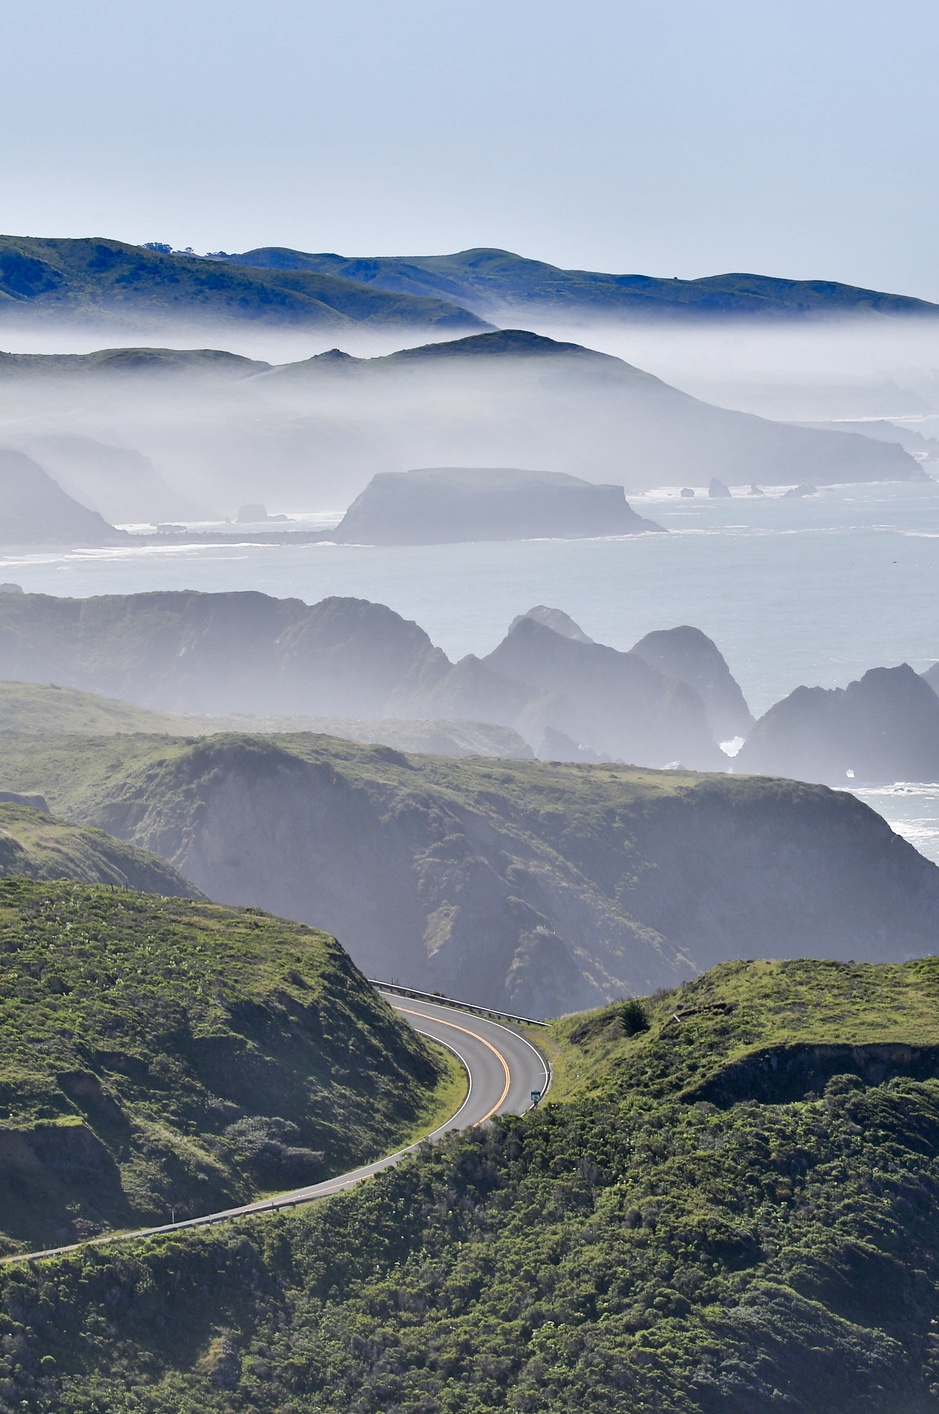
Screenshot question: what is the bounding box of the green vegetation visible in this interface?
[4,958,939,1409]
[0,681,186,735]
[0,679,531,757]
[0,728,934,1014]
[0,880,454,1251]
[221,245,939,321]
[0,236,488,332]
[0,800,197,895]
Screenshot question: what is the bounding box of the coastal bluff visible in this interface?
[331,466,664,545]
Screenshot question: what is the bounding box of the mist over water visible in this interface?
[3,311,939,860]
[2,481,937,716]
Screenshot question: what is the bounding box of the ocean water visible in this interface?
[2,478,939,857]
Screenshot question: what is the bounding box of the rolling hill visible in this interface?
[0,879,451,1250]
[0,797,197,894]
[0,236,489,334]
[0,331,920,519]
[219,244,939,323]
[9,956,939,1410]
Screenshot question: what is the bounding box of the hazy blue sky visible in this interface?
[2,0,937,296]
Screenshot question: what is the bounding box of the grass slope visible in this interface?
[0,680,532,757]
[0,730,934,1013]
[0,800,197,896]
[221,245,939,321]
[5,958,939,1410]
[0,236,488,332]
[0,881,452,1251]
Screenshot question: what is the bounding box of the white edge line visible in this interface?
[392,996,552,1107]
[3,999,548,1264]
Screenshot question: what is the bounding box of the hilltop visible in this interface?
[0,679,532,758]
[0,880,452,1251]
[1,730,936,1014]
[0,798,196,895]
[8,955,939,1409]
[220,245,939,323]
[0,236,489,334]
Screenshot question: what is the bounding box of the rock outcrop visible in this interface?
[482,616,725,770]
[508,605,594,642]
[629,625,754,743]
[331,466,664,545]
[736,664,939,784]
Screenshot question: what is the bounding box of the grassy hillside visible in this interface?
[0,730,936,1015]
[0,880,453,1251]
[0,235,488,332]
[0,680,532,757]
[0,799,197,895]
[221,245,939,321]
[6,957,939,1410]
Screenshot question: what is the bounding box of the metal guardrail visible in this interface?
[371,979,549,1027]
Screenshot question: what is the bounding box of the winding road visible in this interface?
[4,990,550,1264]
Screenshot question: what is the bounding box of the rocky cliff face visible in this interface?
[0,590,451,716]
[331,466,664,544]
[0,591,734,769]
[11,733,939,1018]
[482,617,725,770]
[629,624,754,742]
[736,664,939,784]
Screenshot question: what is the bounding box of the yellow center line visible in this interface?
[395,1005,512,1124]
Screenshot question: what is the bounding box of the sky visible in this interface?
[1,0,937,298]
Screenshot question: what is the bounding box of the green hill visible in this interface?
[0,680,532,757]
[0,880,452,1252]
[0,236,489,333]
[6,956,939,1410]
[0,730,936,1015]
[0,799,197,895]
[221,245,939,322]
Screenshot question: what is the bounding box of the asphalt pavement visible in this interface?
[3,990,551,1264]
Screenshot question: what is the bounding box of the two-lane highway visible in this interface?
[2,989,550,1264]
[390,994,550,1131]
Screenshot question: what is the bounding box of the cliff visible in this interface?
[629,624,754,742]
[482,615,725,769]
[0,591,730,768]
[736,663,939,784]
[3,732,937,1017]
[0,590,451,716]
[331,466,664,544]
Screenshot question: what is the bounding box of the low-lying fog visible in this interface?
[0,315,936,526]
[527,317,939,424]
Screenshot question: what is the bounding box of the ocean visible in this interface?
[2,478,938,859]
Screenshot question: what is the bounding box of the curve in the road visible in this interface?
[3,991,550,1265]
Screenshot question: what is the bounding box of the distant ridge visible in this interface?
[0,235,491,333]
[218,246,939,322]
